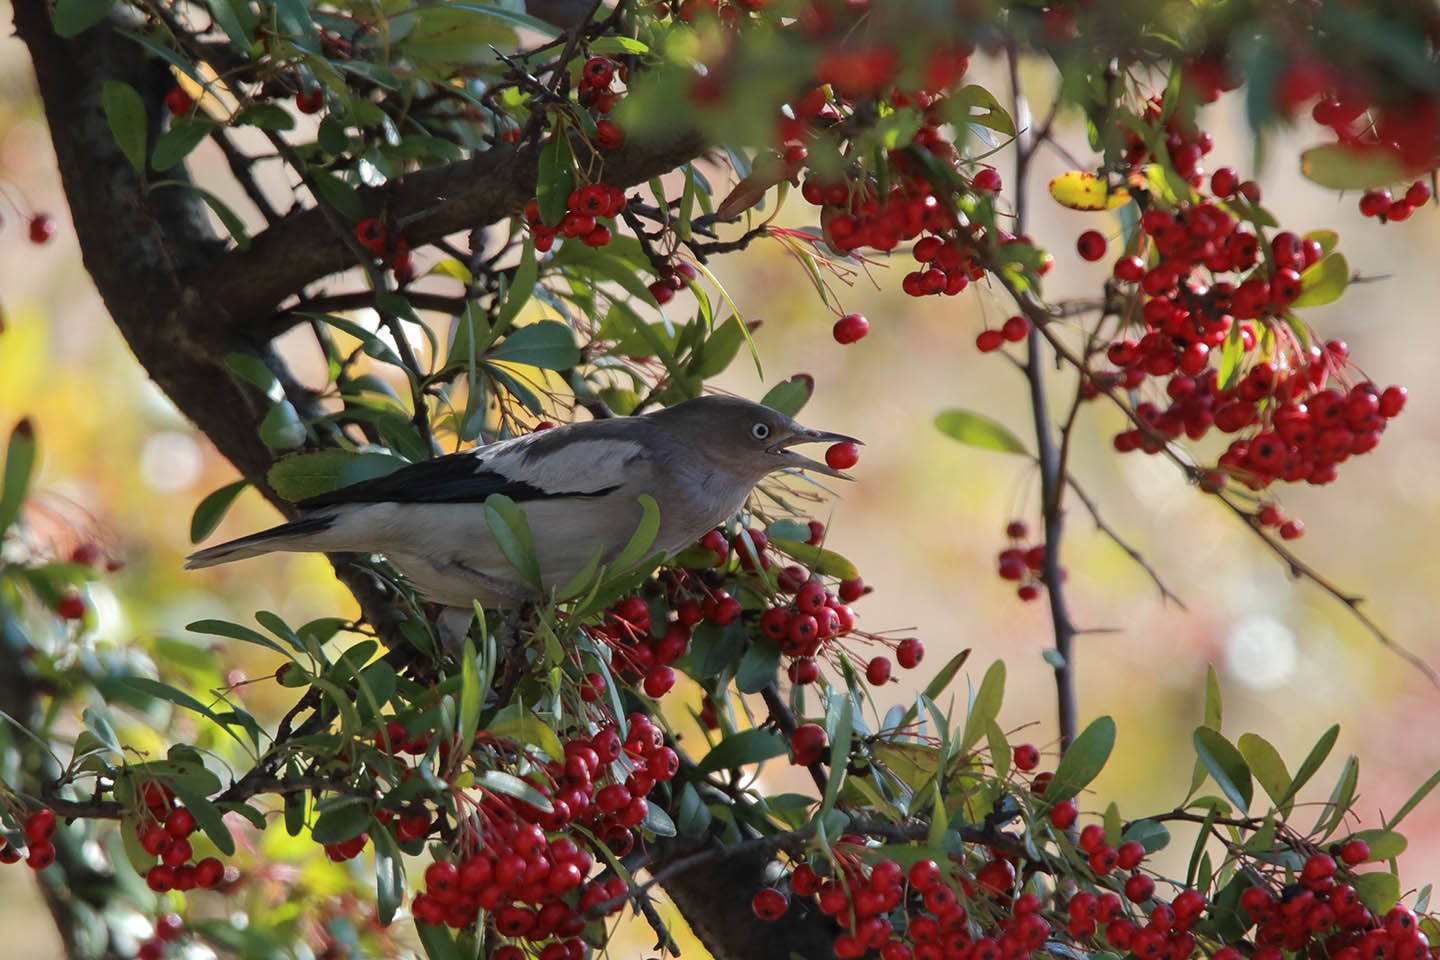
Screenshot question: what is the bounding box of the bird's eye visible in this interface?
[750,422,772,441]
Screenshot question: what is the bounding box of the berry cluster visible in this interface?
[131,784,228,893]
[995,521,1051,602]
[1120,94,1217,187]
[354,217,414,285]
[646,260,697,305]
[1358,181,1432,223]
[521,184,627,253]
[134,912,186,960]
[0,807,59,870]
[402,715,677,951]
[1074,166,1406,518]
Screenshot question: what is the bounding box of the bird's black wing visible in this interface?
[296,446,616,509]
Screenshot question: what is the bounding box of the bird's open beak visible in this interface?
[771,428,863,479]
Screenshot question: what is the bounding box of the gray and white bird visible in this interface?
[186,396,858,642]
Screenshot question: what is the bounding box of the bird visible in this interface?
[186,396,859,647]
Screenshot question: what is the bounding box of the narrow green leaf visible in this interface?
[102,81,147,174]
[642,803,677,838]
[896,649,971,731]
[1193,727,1253,813]
[1292,253,1349,308]
[1386,768,1440,829]
[934,410,1030,455]
[1300,143,1413,190]
[234,103,296,131]
[960,660,1005,751]
[372,826,406,926]
[693,728,787,776]
[164,782,234,855]
[444,1,560,38]
[308,169,363,220]
[259,400,306,450]
[1218,318,1245,391]
[189,479,249,543]
[416,919,463,960]
[769,539,859,580]
[493,233,538,335]
[820,695,854,818]
[1121,819,1171,853]
[1237,732,1292,812]
[675,782,712,837]
[736,642,780,694]
[121,676,249,748]
[458,638,481,757]
[1276,724,1340,810]
[1314,755,1359,838]
[1047,715,1116,803]
[0,419,37,537]
[52,0,115,36]
[475,771,553,812]
[483,493,542,589]
[188,618,294,657]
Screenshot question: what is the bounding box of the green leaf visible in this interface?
[234,103,296,131]
[155,182,251,249]
[187,618,294,657]
[536,133,575,227]
[1193,727,1253,813]
[769,539,859,580]
[761,376,812,417]
[1047,715,1116,803]
[443,1,561,38]
[934,410,1030,455]
[819,695,854,818]
[1237,732,1292,813]
[1276,724,1339,810]
[675,782,712,837]
[189,479,249,544]
[897,649,970,729]
[1303,229,1340,257]
[960,660,1005,751]
[1314,755,1359,837]
[689,315,745,379]
[416,920,462,960]
[488,320,579,370]
[642,803,677,838]
[308,169,363,220]
[102,81,147,174]
[955,84,1015,136]
[52,0,115,36]
[311,800,371,844]
[475,770,553,812]
[487,709,563,763]
[152,118,215,171]
[1354,871,1401,914]
[1292,253,1349,308]
[1348,828,1407,861]
[121,676,250,748]
[0,419,36,537]
[267,450,370,502]
[693,728,787,776]
[494,234,538,335]
[736,642,781,694]
[608,494,661,575]
[458,638,482,758]
[1386,768,1440,829]
[372,826,405,926]
[163,782,234,855]
[1217,316,1245,391]
[259,400,306,450]
[483,494,542,589]
[1301,143,1414,190]
[1121,819,1171,853]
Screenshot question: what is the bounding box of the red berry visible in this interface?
[825,442,860,470]
[971,168,1002,192]
[165,807,196,837]
[155,913,184,941]
[1012,743,1040,771]
[1116,840,1145,870]
[25,840,55,870]
[147,864,177,891]
[1279,519,1304,540]
[194,856,224,887]
[56,592,85,620]
[648,280,674,305]
[1359,190,1392,217]
[164,85,195,116]
[1406,180,1432,207]
[790,723,827,766]
[908,858,941,891]
[865,656,891,685]
[895,637,924,669]
[295,88,325,114]
[1113,256,1144,282]
[976,329,1005,352]
[1339,838,1371,865]
[1379,385,1407,417]
[1078,823,1105,854]
[643,665,676,698]
[1076,229,1107,261]
[751,887,788,921]
[1001,314,1030,342]
[140,825,171,856]
[1211,167,1238,196]
[24,809,56,844]
[833,313,869,344]
[1124,874,1155,903]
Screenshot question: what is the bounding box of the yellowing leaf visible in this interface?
[1049,171,1131,211]
[1300,143,1416,191]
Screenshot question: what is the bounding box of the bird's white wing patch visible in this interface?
[484,437,648,495]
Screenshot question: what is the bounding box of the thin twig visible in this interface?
[1065,475,1186,609]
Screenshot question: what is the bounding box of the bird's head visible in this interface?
[649,396,861,480]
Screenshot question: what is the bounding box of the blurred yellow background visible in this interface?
[4,19,1440,959]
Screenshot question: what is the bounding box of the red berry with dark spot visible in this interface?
[1076,229,1107,261]
[1124,874,1155,903]
[1339,838,1370,864]
[1013,743,1040,771]
[26,840,55,870]
[790,723,827,766]
[752,887,788,921]
[895,637,924,669]
[24,809,56,844]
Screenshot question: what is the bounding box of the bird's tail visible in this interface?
[183,515,336,569]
